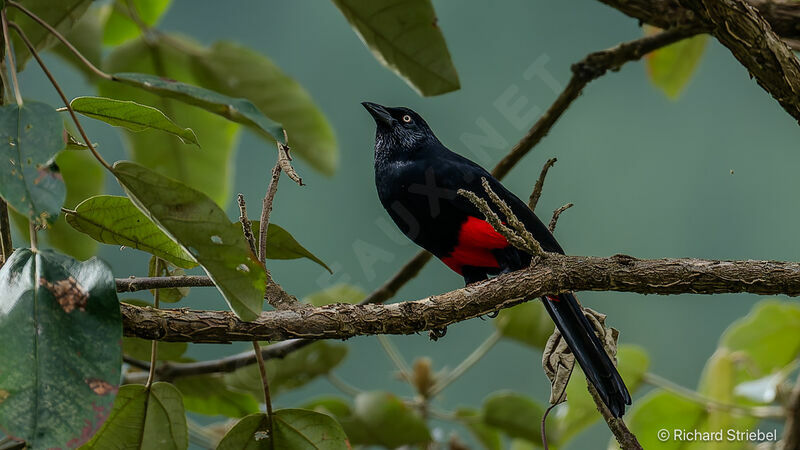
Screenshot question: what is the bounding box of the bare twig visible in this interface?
[8,22,112,172]
[1,11,22,106]
[252,341,275,450]
[259,162,281,269]
[429,330,502,396]
[529,158,557,211]
[237,193,257,255]
[541,403,558,450]
[120,254,800,343]
[587,383,642,449]
[549,203,574,232]
[145,258,163,389]
[117,276,215,292]
[6,0,111,80]
[277,141,302,186]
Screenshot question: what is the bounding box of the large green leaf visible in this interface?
[11,149,105,259]
[455,408,502,450]
[8,0,92,71]
[557,345,650,443]
[225,341,347,397]
[65,195,196,269]
[0,102,66,225]
[70,96,199,146]
[332,0,460,96]
[348,392,430,447]
[300,396,372,444]
[247,221,331,273]
[82,382,188,449]
[104,0,172,46]
[217,410,349,450]
[621,390,705,450]
[191,41,338,175]
[494,301,554,349]
[645,27,708,99]
[112,72,284,144]
[173,375,259,418]
[113,161,266,321]
[481,391,545,444]
[99,37,239,206]
[0,249,121,448]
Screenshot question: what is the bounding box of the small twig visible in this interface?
[0,199,12,265]
[529,158,557,211]
[277,141,302,186]
[377,335,411,380]
[541,403,558,450]
[259,162,281,268]
[781,372,800,449]
[237,193,257,255]
[326,373,363,397]
[549,203,574,232]
[145,258,163,389]
[1,11,22,106]
[480,178,544,255]
[116,276,215,292]
[587,383,642,450]
[252,341,275,450]
[6,0,111,81]
[429,330,501,396]
[8,22,112,172]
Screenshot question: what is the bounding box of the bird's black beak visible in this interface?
[362,102,395,126]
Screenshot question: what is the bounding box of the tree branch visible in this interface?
[528,158,557,211]
[121,254,800,343]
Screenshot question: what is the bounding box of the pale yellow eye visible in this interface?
[402,114,412,123]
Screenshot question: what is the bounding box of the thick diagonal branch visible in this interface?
[122,254,800,343]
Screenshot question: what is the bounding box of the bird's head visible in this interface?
[362,102,438,153]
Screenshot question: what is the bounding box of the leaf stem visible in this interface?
[8,21,113,172]
[377,335,411,380]
[1,11,22,106]
[145,258,163,389]
[252,341,275,450]
[27,221,35,251]
[0,199,12,265]
[6,0,111,80]
[429,330,501,397]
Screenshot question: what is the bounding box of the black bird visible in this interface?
[363,102,631,417]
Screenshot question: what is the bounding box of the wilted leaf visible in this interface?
[65,195,196,269]
[0,249,121,448]
[190,41,338,175]
[304,283,365,306]
[0,102,66,225]
[100,37,239,205]
[494,301,554,349]
[217,410,349,450]
[8,0,92,71]
[332,0,460,96]
[225,341,347,397]
[645,27,707,99]
[173,375,259,418]
[83,382,187,449]
[70,96,199,146]
[481,391,544,444]
[104,0,171,46]
[113,161,265,321]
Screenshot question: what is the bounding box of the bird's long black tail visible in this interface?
[541,292,631,417]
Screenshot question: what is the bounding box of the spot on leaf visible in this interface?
[0,389,9,404]
[40,276,89,313]
[86,378,116,395]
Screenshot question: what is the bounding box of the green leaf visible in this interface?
[225,341,347,397]
[122,299,188,361]
[247,221,331,273]
[332,0,460,96]
[100,37,239,206]
[70,96,199,146]
[481,391,544,444]
[300,396,373,444]
[622,390,705,450]
[8,0,92,71]
[494,301,554,349]
[557,345,650,443]
[173,375,259,418]
[104,0,172,46]
[0,248,121,448]
[217,410,349,450]
[112,161,266,321]
[11,149,104,259]
[351,391,431,447]
[454,408,502,450]
[645,27,708,99]
[148,255,190,303]
[191,41,338,175]
[65,195,196,269]
[83,382,188,449]
[304,283,365,306]
[113,72,284,144]
[0,102,66,225]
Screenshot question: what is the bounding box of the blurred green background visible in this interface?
[16,0,800,447]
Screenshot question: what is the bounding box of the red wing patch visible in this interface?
[546,295,561,302]
[441,216,509,274]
